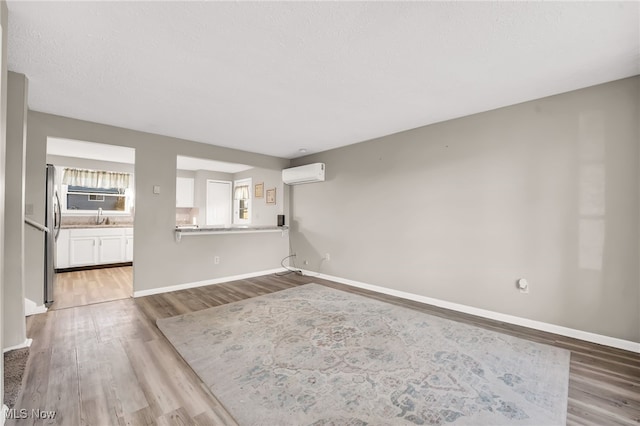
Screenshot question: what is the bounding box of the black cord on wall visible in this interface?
[275,253,327,278]
[275,254,303,276]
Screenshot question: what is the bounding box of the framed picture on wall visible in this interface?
[255,182,264,198]
[266,188,276,205]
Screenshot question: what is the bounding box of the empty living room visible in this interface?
[1,1,638,426]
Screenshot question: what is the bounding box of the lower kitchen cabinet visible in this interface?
[68,236,97,266]
[98,235,125,264]
[125,228,134,262]
[56,227,133,269]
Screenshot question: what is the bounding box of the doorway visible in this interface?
[46,137,135,310]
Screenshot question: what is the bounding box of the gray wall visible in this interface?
[290,77,640,343]
[235,167,284,227]
[24,118,45,304]
[1,0,8,408]
[46,154,135,174]
[25,111,291,302]
[176,170,196,179]
[3,72,27,348]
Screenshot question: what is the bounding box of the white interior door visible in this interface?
[206,180,231,226]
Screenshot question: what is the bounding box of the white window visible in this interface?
[233,178,251,225]
[60,167,133,215]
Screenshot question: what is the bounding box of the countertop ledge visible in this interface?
[176,225,287,233]
[174,225,288,242]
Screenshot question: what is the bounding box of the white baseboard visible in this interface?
[24,298,47,316]
[303,270,640,354]
[133,268,287,298]
[2,405,8,426]
[3,338,33,354]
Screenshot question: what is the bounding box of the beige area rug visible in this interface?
[157,284,570,425]
[3,347,29,408]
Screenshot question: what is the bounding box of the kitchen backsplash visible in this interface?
[176,207,199,226]
[61,215,134,227]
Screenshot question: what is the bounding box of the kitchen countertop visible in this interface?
[61,224,134,229]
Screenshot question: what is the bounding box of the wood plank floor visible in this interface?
[8,268,640,425]
[51,266,132,310]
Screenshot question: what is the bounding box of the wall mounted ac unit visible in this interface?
[282,163,325,185]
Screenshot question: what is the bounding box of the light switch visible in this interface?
[153,185,161,194]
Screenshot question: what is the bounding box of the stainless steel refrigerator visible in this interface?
[44,164,61,306]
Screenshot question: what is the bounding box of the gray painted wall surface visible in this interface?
[291,77,640,342]
[25,111,290,302]
[46,154,135,174]
[3,72,27,348]
[1,0,8,406]
[176,170,196,179]
[235,167,284,227]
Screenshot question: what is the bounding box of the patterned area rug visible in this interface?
[157,284,570,425]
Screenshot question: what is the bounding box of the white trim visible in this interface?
[303,270,640,354]
[3,338,32,353]
[2,405,8,426]
[133,268,286,298]
[24,298,47,316]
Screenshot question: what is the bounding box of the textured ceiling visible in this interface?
[7,1,639,159]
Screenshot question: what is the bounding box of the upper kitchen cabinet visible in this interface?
[176,177,195,208]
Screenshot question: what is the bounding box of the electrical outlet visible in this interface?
[303,260,309,265]
[325,253,330,262]
[214,256,220,265]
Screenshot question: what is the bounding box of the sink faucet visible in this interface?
[96,208,105,225]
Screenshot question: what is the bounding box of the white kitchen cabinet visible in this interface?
[55,229,70,269]
[57,227,134,269]
[69,237,98,266]
[98,235,125,264]
[176,177,195,208]
[125,236,134,261]
[125,227,134,261]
